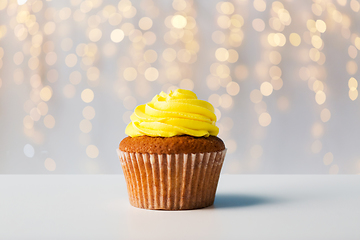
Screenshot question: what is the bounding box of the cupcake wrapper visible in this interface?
[117,149,226,210]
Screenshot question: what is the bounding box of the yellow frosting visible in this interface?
[125,89,219,137]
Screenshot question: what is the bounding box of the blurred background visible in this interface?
[0,0,360,174]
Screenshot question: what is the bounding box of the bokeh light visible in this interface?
[0,0,358,175]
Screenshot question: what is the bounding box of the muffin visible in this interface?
[118,89,226,210]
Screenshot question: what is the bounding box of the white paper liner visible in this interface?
[117,149,226,210]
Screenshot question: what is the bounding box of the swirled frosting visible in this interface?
[125,89,219,137]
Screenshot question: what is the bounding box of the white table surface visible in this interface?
[1,175,359,240]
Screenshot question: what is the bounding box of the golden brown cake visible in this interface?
[120,135,225,154]
[118,89,226,210]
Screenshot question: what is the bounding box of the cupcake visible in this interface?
[118,89,226,210]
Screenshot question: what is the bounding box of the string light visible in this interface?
[0,0,357,175]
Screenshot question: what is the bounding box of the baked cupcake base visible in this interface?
[118,149,226,210]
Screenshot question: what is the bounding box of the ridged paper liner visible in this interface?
[117,149,226,210]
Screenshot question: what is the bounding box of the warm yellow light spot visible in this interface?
[44,115,55,129]
[215,48,229,62]
[138,17,153,31]
[269,17,284,32]
[86,145,99,158]
[315,91,326,105]
[40,86,53,102]
[171,15,187,29]
[306,19,317,32]
[259,112,271,127]
[13,51,24,65]
[216,64,230,78]
[315,20,326,33]
[44,21,56,35]
[88,28,102,42]
[45,52,57,66]
[272,1,284,12]
[87,67,100,81]
[220,2,235,15]
[323,152,334,165]
[349,89,358,101]
[108,13,122,26]
[88,15,101,28]
[121,22,134,36]
[269,66,282,79]
[348,77,358,90]
[80,119,92,133]
[309,48,321,62]
[143,49,157,63]
[350,0,360,12]
[37,102,48,116]
[0,0,7,10]
[227,49,239,63]
[253,0,266,12]
[177,49,191,63]
[289,33,301,46]
[268,33,286,47]
[269,51,282,65]
[220,94,233,109]
[313,80,324,92]
[250,89,263,103]
[346,60,358,75]
[128,29,142,42]
[312,122,324,138]
[30,107,41,121]
[82,106,95,120]
[311,140,322,153]
[65,54,77,67]
[260,82,273,96]
[81,89,94,103]
[123,67,137,81]
[320,108,331,122]
[229,32,243,47]
[226,82,240,96]
[0,25,7,39]
[271,78,283,90]
[59,7,72,20]
[252,18,265,32]
[348,45,358,59]
[354,37,360,50]
[179,79,194,91]
[144,67,159,81]
[44,158,56,171]
[217,16,231,29]
[162,48,177,62]
[143,31,156,45]
[110,29,124,43]
[173,0,187,11]
[312,3,323,16]
[311,35,323,49]
[337,0,347,6]
[231,14,244,28]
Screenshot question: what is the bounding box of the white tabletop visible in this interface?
[1,175,359,240]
